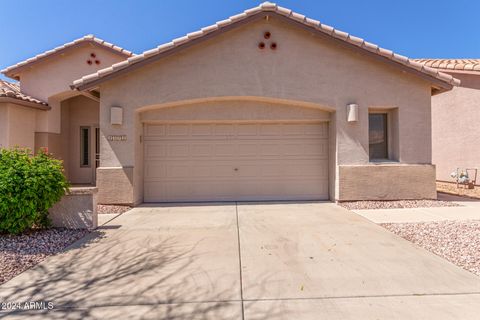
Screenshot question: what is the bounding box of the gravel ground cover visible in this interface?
[339,199,461,210]
[381,220,480,277]
[97,205,132,214]
[0,228,88,285]
[437,181,480,199]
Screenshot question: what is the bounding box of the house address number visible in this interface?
[107,135,127,141]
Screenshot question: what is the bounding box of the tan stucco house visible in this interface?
[414,59,479,185]
[1,2,461,205]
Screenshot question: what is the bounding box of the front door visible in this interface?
[78,125,100,185]
[94,127,100,183]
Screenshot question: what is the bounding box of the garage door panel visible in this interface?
[145,163,166,179]
[234,165,261,177]
[166,165,191,178]
[237,124,259,136]
[167,124,189,136]
[191,124,213,135]
[302,123,328,136]
[304,141,328,157]
[167,144,189,157]
[144,125,166,137]
[214,144,237,156]
[214,124,234,136]
[236,143,259,156]
[191,144,214,156]
[211,165,237,177]
[260,125,283,136]
[260,143,283,156]
[144,122,329,202]
[144,145,166,158]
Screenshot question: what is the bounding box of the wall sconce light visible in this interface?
[110,106,123,125]
[347,103,358,122]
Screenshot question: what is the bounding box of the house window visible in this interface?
[80,127,90,167]
[369,113,388,160]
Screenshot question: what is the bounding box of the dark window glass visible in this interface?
[80,127,90,167]
[369,113,388,160]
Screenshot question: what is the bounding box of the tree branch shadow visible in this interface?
[0,227,288,319]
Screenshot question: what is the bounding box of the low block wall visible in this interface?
[49,187,98,229]
[338,164,437,201]
[96,167,133,205]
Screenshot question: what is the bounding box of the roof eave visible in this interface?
[433,69,480,76]
[431,85,453,96]
[0,97,50,110]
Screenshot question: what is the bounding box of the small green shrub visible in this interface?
[0,148,69,234]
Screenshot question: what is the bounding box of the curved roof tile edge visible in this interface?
[413,59,480,72]
[72,2,460,89]
[0,80,49,108]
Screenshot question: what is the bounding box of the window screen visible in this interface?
[80,127,90,167]
[369,113,388,160]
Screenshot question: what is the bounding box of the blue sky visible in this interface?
[1,0,479,80]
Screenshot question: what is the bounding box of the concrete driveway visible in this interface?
[1,202,480,319]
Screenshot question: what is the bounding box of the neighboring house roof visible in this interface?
[1,35,134,79]
[0,80,50,110]
[414,59,480,72]
[71,2,459,92]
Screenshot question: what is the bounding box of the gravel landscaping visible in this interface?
[382,220,480,277]
[0,206,130,285]
[97,205,132,214]
[0,228,88,285]
[437,181,480,199]
[339,199,461,210]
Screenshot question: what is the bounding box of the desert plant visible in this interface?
[0,148,69,234]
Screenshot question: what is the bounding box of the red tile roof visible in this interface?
[0,80,49,109]
[72,2,460,91]
[414,59,480,72]
[1,35,133,76]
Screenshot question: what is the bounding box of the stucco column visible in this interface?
[96,103,136,205]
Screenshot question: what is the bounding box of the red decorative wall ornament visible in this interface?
[258,31,277,51]
[87,60,93,65]
[95,60,101,65]
[90,53,96,58]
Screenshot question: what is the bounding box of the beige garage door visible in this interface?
[144,122,329,202]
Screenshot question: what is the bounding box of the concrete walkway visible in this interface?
[354,194,480,223]
[97,213,122,226]
[1,202,480,319]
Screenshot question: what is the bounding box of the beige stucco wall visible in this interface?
[431,72,480,183]
[140,99,331,122]
[60,95,99,184]
[34,132,62,157]
[0,104,8,148]
[35,95,99,185]
[0,102,38,150]
[95,17,435,203]
[17,45,126,134]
